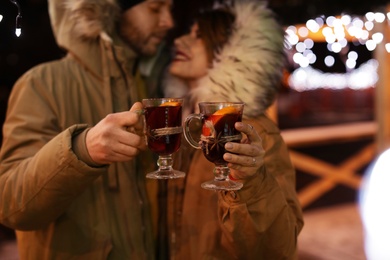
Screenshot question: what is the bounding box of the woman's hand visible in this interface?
[223,122,265,180]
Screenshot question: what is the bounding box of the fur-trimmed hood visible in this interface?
[48,0,122,51]
[47,0,140,84]
[165,0,286,119]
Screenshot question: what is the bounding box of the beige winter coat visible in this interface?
[161,1,304,259]
[163,116,303,260]
[0,0,154,259]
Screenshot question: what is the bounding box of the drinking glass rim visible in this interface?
[198,101,245,106]
[142,98,184,107]
[142,98,183,102]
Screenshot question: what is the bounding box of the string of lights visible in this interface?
[285,10,390,92]
[0,0,22,37]
[285,12,389,68]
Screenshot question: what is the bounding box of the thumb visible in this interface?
[129,102,144,135]
[130,101,144,114]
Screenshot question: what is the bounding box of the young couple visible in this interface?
[0,0,303,259]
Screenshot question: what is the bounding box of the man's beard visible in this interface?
[123,26,158,56]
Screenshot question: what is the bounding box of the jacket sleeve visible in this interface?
[0,69,107,231]
[217,117,304,259]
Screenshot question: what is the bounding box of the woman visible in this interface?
[159,1,304,259]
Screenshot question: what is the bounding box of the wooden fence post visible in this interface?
[373,4,390,154]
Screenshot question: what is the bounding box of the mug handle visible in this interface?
[183,113,202,149]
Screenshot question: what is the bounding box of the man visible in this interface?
[0,0,173,259]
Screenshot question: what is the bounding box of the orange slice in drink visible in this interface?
[202,106,239,136]
[213,106,238,115]
[160,101,181,107]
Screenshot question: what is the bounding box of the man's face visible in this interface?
[119,0,174,56]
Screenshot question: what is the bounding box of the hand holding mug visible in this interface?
[184,102,245,191]
[223,122,265,180]
[86,102,146,165]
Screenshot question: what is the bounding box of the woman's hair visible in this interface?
[195,8,236,63]
[170,1,286,117]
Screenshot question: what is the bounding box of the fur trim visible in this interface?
[64,0,120,40]
[162,73,189,99]
[189,0,286,118]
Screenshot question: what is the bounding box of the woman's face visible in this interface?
[169,23,210,81]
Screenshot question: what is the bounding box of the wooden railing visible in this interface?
[281,121,377,209]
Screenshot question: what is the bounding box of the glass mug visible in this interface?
[142,98,185,179]
[183,102,244,191]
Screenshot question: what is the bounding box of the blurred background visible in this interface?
[1,0,390,259]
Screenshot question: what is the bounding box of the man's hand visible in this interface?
[85,102,146,165]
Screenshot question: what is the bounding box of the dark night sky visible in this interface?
[270,0,389,25]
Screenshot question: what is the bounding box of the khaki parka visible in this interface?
[160,1,304,259]
[165,116,303,259]
[0,0,155,259]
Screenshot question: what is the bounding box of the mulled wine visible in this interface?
[144,105,182,155]
[183,102,244,190]
[142,98,185,179]
[201,112,242,165]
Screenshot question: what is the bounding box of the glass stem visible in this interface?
[213,165,230,181]
[157,155,173,171]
